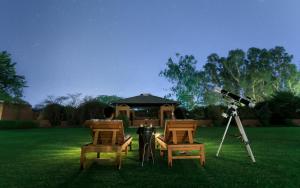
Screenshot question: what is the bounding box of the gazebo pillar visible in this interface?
[160,104,175,127]
[115,104,130,118]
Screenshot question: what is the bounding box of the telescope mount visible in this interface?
[216,101,256,163]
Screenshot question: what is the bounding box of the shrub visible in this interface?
[115,114,130,128]
[43,103,66,126]
[64,105,77,125]
[189,105,228,126]
[0,120,38,129]
[190,106,206,119]
[205,105,225,126]
[104,106,115,118]
[75,100,108,124]
[238,106,258,119]
[268,91,300,125]
[38,97,114,126]
[174,107,189,119]
[253,91,300,126]
[255,102,271,126]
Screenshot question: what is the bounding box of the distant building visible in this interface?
[0,101,33,120]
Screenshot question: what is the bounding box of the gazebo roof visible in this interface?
[111,93,179,106]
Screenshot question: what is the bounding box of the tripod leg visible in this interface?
[216,116,232,157]
[150,135,155,164]
[142,143,148,167]
[234,116,256,163]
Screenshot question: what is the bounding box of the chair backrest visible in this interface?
[164,119,197,144]
[88,120,125,145]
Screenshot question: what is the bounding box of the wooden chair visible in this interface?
[80,120,132,170]
[156,119,205,167]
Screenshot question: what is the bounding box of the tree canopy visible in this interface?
[160,53,202,109]
[0,51,26,102]
[96,95,123,105]
[161,47,300,109]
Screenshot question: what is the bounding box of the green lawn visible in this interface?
[0,127,299,188]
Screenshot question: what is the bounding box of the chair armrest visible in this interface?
[158,135,164,141]
[155,136,167,149]
[125,134,132,141]
[121,136,133,151]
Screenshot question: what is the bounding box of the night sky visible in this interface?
[1,0,299,105]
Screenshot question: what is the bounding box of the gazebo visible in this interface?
[112,93,179,127]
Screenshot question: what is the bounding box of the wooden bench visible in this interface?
[156,119,205,167]
[80,120,132,169]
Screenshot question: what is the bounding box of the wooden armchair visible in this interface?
[80,120,132,169]
[155,119,205,167]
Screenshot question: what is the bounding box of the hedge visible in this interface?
[0,120,39,129]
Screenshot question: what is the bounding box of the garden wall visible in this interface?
[196,119,261,127]
[196,120,213,127]
[291,119,300,126]
[0,102,33,120]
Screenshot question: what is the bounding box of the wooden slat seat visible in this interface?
[80,120,132,170]
[155,119,205,167]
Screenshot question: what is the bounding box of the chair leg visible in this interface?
[125,146,128,155]
[129,142,132,151]
[168,148,172,167]
[201,145,205,166]
[80,148,86,170]
[97,152,100,158]
[116,151,122,170]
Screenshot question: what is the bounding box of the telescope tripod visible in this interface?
[216,104,256,163]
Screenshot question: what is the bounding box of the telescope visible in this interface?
[213,86,256,163]
[213,87,255,108]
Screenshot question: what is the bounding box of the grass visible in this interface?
[0,127,299,188]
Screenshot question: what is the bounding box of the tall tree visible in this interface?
[161,47,300,107]
[202,47,300,103]
[0,51,26,101]
[159,53,203,109]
